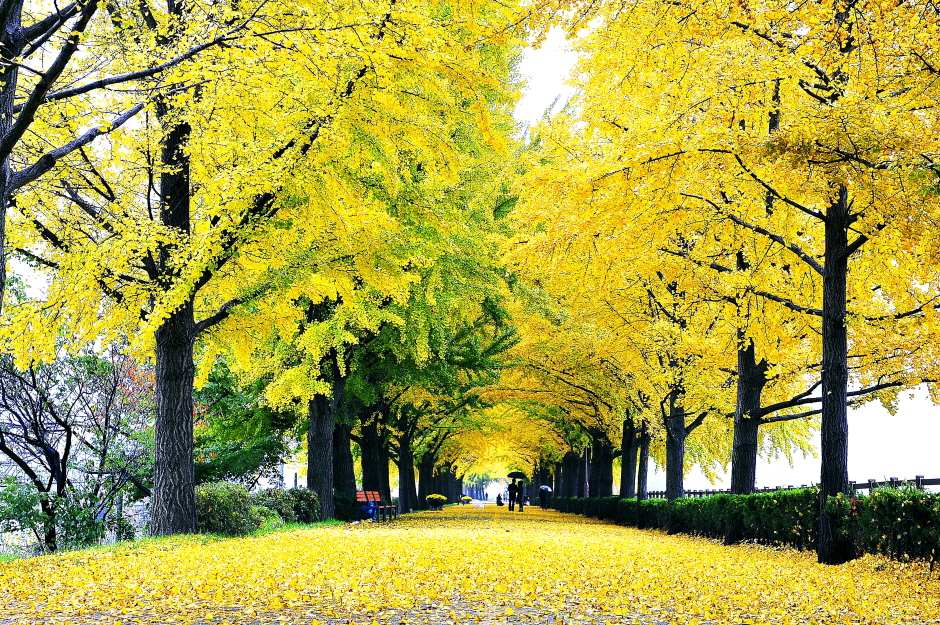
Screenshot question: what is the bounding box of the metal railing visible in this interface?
[644,476,940,499]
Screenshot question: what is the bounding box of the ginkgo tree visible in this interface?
[8,0,529,534]
[520,0,940,564]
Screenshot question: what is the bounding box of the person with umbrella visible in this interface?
[507,471,527,512]
[539,485,552,509]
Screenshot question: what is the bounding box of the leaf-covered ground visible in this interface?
[1,506,938,624]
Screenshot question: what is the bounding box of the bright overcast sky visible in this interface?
[514,33,940,492]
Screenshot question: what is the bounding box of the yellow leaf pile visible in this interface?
[1,507,938,624]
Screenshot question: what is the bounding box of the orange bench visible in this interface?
[355,490,398,522]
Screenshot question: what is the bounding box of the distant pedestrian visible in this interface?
[507,479,518,511]
[539,488,548,509]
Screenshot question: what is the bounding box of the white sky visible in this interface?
[515,33,940,491]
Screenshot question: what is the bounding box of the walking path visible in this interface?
[1,506,938,624]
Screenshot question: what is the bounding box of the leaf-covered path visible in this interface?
[1,506,938,625]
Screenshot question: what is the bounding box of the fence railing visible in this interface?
[644,476,940,499]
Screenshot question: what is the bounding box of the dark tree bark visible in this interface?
[725,339,769,544]
[417,452,434,508]
[397,435,419,513]
[576,448,588,498]
[149,108,199,536]
[378,443,391,503]
[151,299,198,535]
[729,340,769,495]
[333,423,356,498]
[817,185,855,565]
[589,437,614,497]
[636,422,650,501]
[307,394,334,520]
[560,450,580,498]
[663,391,688,502]
[620,418,638,498]
[360,417,383,494]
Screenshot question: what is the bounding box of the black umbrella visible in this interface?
[507,471,528,480]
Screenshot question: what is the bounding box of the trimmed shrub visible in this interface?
[549,486,940,564]
[834,487,940,561]
[195,481,263,536]
[288,488,320,523]
[250,487,320,524]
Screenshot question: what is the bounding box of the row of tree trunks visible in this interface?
[431,464,463,502]
[588,437,615,497]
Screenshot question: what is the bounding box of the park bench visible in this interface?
[356,490,398,522]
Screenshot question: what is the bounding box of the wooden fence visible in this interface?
[645,476,940,499]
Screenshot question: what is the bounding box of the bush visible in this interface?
[836,487,940,561]
[548,486,940,564]
[55,495,107,550]
[195,481,264,536]
[252,505,283,530]
[288,488,320,523]
[250,487,320,524]
[0,477,46,535]
[426,494,447,510]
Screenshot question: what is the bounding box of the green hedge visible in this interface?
[551,487,940,561]
[196,482,269,536]
[250,488,320,523]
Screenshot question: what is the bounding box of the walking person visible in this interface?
[539,487,548,509]
[507,479,518,511]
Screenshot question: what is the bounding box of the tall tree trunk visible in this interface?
[307,395,334,520]
[397,436,418,513]
[360,417,383,493]
[149,92,199,536]
[151,299,198,536]
[576,448,588,498]
[417,452,434,507]
[730,339,768,495]
[664,391,687,502]
[0,1,21,313]
[561,451,580,498]
[818,184,855,565]
[379,443,391,503]
[725,339,769,544]
[333,423,356,498]
[589,437,614,497]
[620,418,638,498]
[637,423,650,501]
